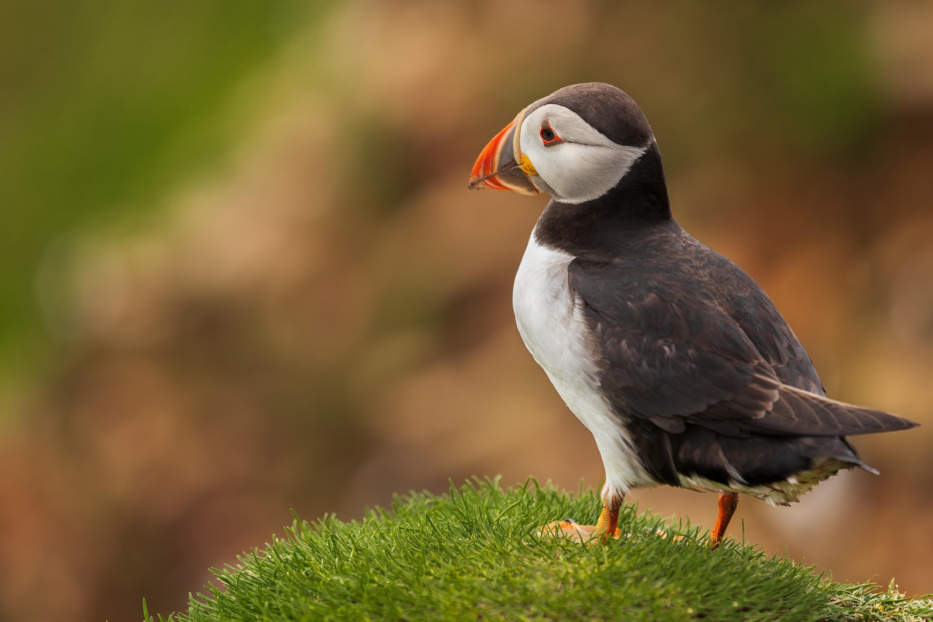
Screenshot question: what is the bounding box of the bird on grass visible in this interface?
[468,82,918,548]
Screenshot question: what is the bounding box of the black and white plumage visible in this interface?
[470,82,917,544]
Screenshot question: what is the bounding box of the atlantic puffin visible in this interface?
[468,82,918,547]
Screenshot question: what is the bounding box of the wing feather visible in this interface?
[568,254,917,438]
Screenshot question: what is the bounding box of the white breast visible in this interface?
[512,233,655,496]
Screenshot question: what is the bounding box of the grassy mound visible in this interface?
[147,479,931,621]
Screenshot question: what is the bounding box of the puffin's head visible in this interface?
[469,83,654,204]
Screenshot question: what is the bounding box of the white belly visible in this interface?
[512,233,654,495]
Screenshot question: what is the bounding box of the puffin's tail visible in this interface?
[745,381,918,437]
[675,428,874,488]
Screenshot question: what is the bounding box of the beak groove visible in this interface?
[468,161,521,190]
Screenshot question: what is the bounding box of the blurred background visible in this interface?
[2,1,932,620]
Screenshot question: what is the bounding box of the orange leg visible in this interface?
[594,493,624,542]
[710,492,738,549]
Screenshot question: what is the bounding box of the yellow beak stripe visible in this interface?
[510,106,537,177]
[519,153,537,176]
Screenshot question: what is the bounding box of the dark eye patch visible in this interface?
[540,122,562,146]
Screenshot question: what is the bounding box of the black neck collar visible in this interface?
[533,141,673,257]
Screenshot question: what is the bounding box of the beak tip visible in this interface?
[468,176,493,191]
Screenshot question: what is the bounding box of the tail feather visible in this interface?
[673,428,871,503]
[750,382,918,437]
[832,436,878,474]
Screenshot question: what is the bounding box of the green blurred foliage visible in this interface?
[340,116,424,219]
[0,1,324,378]
[735,4,884,153]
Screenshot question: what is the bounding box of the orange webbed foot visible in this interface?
[536,518,684,544]
[536,518,623,543]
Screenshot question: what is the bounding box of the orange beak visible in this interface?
[468,117,539,196]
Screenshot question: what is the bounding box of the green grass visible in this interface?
[146,479,931,622]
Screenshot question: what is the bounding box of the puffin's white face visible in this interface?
[515,104,648,204]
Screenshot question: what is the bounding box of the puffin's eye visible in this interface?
[540,123,562,146]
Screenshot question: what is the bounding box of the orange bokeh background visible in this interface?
[1,3,931,620]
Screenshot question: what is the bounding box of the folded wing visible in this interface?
[568,257,918,437]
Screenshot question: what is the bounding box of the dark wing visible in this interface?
[719,263,825,394]
[568,256,917,438]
